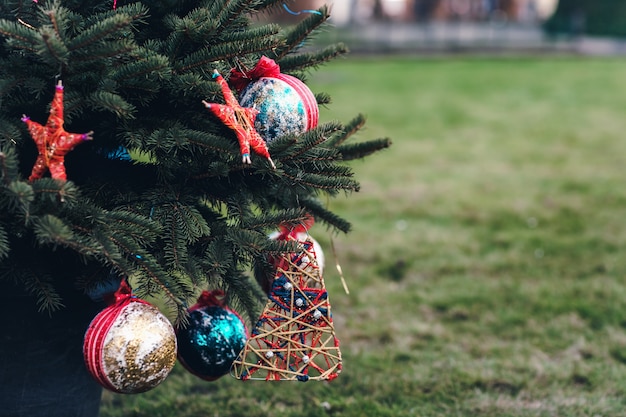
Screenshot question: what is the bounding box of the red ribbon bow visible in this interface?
[230,56,281,92]
[277,214,315,241]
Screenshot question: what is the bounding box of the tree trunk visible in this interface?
[0,283,103,417]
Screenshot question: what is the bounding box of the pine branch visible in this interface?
[279,170,359,193]
[315,91,331,106]
[109,48,171,86]
[21,269,65,313]
[242,207,309,232]
[273,121,343,162]
[0,145,20,184]
[224,23,282,43]
[67,7,147,52]
[211,0,256,37]
[161,8,217,60]
[166,73,216,99]
[24,1,87,69]
[278,43,350,73]
[70,38,136,64]
[0,72,49,107]
[174,36,281,73]
[226,227,272,260]
[0,19,41,53]
[299,195,352,234]
[1,180,34,218]
[201,238,235,279]
[157,202,211,269]
[271,4,330,60]
[30,178,79,208]
[329,113,367,147]
[324,114,392,160]
[339,137,392,161]
[0,224,8,260]
[103,209,162,247]
[86,90,137,119]
[221,267,265,323]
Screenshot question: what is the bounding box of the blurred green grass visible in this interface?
[101,56,626,416]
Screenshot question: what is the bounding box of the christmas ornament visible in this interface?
[231,234,342,382]
[176,290,248,381]
[202,70,275,168]
[270,215,325,275]
[83,279,177,394]
[22,80,93,181]
[230,56,319,143]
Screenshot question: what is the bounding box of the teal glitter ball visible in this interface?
[177,305,248,381]
[238,74,319,143]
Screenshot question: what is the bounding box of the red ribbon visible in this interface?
[230,56,281,92]
[195,289,226,309]
[277,214,315,241]
[112,278,133,304]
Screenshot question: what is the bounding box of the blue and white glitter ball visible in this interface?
[177,306,248,381]
[238,76,318,143]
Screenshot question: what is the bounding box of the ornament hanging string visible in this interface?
[17,1,38,29]
[282,4,322,16]
[196,289,227,308]
[322,195,350,295]
[330,237,350,295]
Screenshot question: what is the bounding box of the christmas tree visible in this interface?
[0,0,389,414]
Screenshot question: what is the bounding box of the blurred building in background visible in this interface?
[327,0,558,25]
[275,1,626,55]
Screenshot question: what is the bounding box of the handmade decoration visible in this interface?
[230,56,319,143]
[83,279,177,394]
[270,215,325,275]
[202,70,275,168]
[231,235,342,381]
[22,80,93,181]
[177,290,248,381]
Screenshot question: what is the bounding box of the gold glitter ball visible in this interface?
[101,301,177,394]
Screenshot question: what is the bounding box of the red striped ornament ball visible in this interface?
[232,56,319,143]
[83,280,177,394]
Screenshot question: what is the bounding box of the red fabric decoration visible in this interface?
[202,70,275,168]
[229,56,281,92]
[22,80,93,181]
[277,213,316,241]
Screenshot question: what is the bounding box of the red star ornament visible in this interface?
[202,70,276,169]
[22,80,93,181]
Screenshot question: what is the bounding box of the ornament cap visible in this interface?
[112,278,133,304]
[196,289,226,308]
[230,56,281,92]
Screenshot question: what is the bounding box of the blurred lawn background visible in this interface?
[101,56,626,416]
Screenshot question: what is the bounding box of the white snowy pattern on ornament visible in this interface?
[239,78,309,143]
[101,302,177,392]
